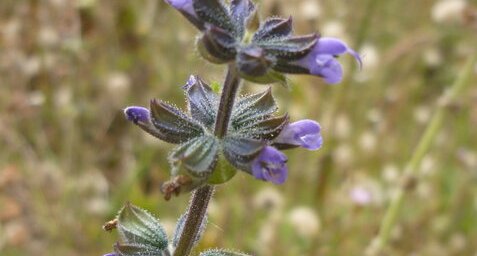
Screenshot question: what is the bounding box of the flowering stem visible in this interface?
[366,53,477,255]
[173,65,241,256]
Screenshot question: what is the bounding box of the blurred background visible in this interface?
[1,0,477,255]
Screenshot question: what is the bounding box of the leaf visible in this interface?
[200,249,251,256]
[222,135,264,171]
[198,25,237,64]
[116,203,168,251]
[114,242,168,256]
[183,75,219,128]
[252,17,293,42]
[150,99,204,144]
[239,114,289,140]
[193,0,235,34]
[229,0,256,38]
[259,34,318,61]
[172,212,208,249]
[169,135,219,178]
[231,87,277,129]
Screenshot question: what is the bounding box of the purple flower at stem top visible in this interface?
[251,146,288,184]
[293,37,362,84]
[274,119,323,150]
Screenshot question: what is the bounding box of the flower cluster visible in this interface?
[166,0,361,84]
[125,75,322,186]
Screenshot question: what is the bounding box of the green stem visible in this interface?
[173,65,241,256]
[366,53,477,255]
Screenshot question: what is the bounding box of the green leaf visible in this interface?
[200,249,251,256]
[193,0,236,34]
[207,154,237,184]
[116,203,168,251]
[231,87,277,128]
[169,136,219,178]
[239,114,289,140]
[150,99,204,144]
[222,135,264,172]
[114,243,168,256]
[184,75,219,128]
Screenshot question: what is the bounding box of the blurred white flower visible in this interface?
[300,0,322,20]
[38,26,59,47]
[86,197,109,215]
[252,187,284,211]
[21,57,41,77]
[382,163,399,183]
[420,155,436,176]
[335,114,351,139]
[2,19,21,45]
[322,20,348,41]
[333,143,354,168]
[359,131,377,153]
[105,71,131,105]
[416,182,433,199]
[257,221,276,255]
[423,47,443,67]
[431,0,467,24]
[287,206,321,238]
[28,91,45,107]
[54,87,72,107]
[414,105,431,124]
[106,72,131,93]
[367,108,382,123]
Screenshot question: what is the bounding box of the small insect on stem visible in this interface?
[102,218,118,232]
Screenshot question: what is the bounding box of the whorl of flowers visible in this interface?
[166,0,361,85]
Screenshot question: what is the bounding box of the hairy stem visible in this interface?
[366,53,477,255]
[173,65,241,256]
[214,66,241,138]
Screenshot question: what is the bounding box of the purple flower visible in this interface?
[103,253,116,256]
[124,106,150,124]
[251,146,288,184]
[294,37,362,84]
[274,119,322,150]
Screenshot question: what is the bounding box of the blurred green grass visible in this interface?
[1,0,476,255]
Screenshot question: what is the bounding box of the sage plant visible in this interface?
[103,0,360,255]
